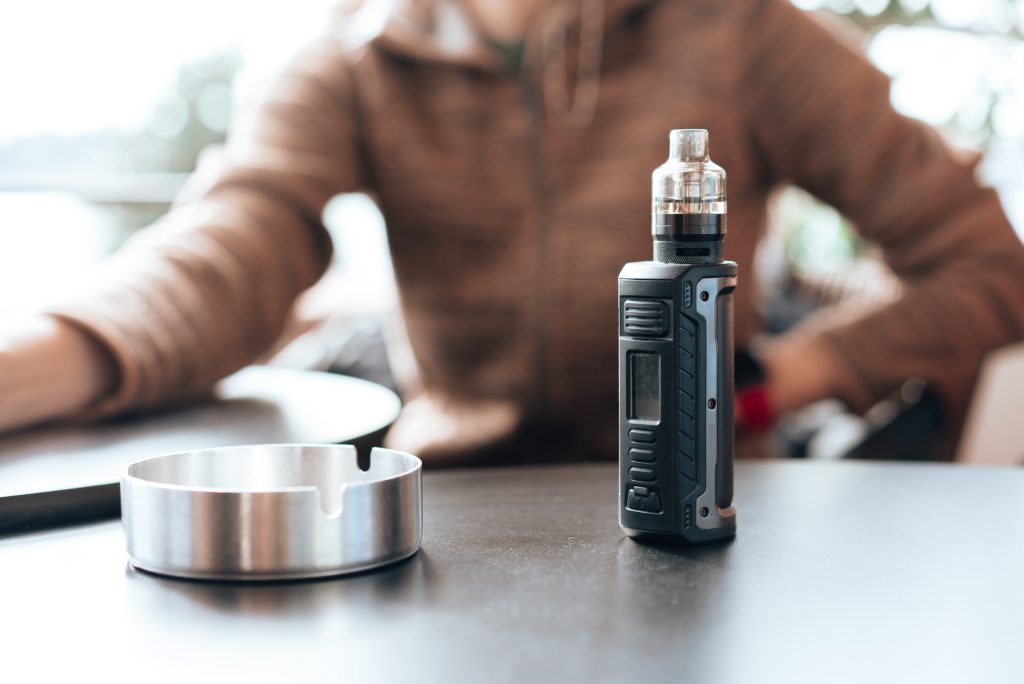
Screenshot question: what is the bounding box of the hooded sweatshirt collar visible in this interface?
[339,0,658,71]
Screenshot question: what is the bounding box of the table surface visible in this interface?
[2,460,1022,684]
[0,365,401,497]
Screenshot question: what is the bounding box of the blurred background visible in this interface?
[1,0,1022,460]
[766,0,1023,330]
[0,0,395,319]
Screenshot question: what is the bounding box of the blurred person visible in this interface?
[1,0,1023,464]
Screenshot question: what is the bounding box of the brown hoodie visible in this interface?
[51,0,1024,464]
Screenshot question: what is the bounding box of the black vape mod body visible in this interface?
[619,129,737,543]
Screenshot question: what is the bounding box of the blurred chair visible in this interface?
[957,342,1024,465]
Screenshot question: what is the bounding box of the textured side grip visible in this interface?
[677,313,699,503]
[715,288,735,509]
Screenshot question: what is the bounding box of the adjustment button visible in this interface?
[629,448,656,463]
[628,429,656,444]
[629,467,656,482]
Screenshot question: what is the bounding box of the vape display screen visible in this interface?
[629,352,661,421]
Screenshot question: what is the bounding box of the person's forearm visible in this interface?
[0,315,117,432]
[741,0,1024,417]
[760,337,842,414]
[41,41,358,416]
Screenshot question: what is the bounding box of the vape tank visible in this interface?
[618,129,737,543]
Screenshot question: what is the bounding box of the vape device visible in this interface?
[618,129,737,543]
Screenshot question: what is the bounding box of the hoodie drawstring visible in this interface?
[539,0,605,128]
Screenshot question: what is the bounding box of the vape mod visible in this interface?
[618,129,737,543]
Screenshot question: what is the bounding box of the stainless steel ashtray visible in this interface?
[121,444,422,581]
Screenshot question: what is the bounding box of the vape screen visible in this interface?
[630,352,661,421]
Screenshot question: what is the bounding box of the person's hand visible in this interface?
[0,314,117,432]
[760,338,837,416]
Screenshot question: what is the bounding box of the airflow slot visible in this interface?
[623,299,667,337]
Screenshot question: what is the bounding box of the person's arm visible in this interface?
[740,0,1024,418]
[0,38,366,430]
[0,315,116,431]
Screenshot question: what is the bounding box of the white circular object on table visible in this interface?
[0,366,401,498]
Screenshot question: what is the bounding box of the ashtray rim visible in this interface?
[120,443,422,581]
[122,442,421,494]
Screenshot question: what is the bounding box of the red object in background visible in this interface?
[736,384,776,432]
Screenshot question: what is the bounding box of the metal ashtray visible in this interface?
[121,444,422,581]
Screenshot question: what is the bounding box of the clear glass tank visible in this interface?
[652,129,727,225]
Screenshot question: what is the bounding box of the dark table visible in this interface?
[2,460,1022,683]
